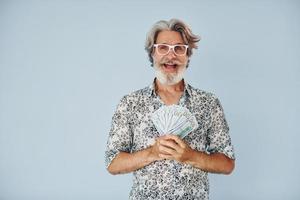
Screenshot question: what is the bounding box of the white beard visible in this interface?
[154,64,186,86]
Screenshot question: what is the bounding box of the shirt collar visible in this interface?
[147,78,192,97]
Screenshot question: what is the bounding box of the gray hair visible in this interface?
[145,19,201,67]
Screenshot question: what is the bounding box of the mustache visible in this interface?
[159,58,182,65]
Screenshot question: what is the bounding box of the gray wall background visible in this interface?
[1,0,299,199]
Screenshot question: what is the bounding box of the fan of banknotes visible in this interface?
[151,105,198,138]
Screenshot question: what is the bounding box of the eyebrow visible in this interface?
[160,42,185,45]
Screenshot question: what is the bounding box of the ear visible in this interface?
[151,48,155,56]
[151,49,156,62]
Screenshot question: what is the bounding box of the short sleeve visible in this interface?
[206,97,235,160]
[105,96,133,168]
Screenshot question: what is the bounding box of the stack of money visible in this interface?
[151,105,198,138]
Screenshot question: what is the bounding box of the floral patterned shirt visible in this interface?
[105,80,235,200]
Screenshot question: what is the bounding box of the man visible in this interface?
[105,19,235,200]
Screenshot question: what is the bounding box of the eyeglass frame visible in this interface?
[153,43,189,56]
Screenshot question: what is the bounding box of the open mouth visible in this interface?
[163,63,177,70]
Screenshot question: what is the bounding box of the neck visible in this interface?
[155,78,185,93]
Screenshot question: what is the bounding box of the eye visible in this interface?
[156,44,170,54]
[174,45,187,55]
[158,45,169,52]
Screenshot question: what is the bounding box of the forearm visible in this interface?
[107,147,156,175]
[185,151,235,174]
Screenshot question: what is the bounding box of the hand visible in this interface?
[157,134,194,163]
[147,138,165,162]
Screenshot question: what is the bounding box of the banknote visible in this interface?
[151,105,198,138]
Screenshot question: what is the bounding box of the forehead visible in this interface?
[156,30,184,44]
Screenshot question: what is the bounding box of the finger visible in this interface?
[163,135,186,148]
[159,139,180,151]
[159,135,173,140]
[154,138,164,146]
[159,145,177,155]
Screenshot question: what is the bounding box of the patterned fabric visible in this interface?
[105,79,235,200]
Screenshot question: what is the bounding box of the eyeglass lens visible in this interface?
[157,44,187,55]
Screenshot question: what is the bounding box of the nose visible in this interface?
[166,48,176,59]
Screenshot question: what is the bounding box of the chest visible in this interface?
[157,90,183,105]
[129,99,211,152]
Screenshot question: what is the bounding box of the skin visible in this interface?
[153,31,188,105]
[108,30,235,175]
